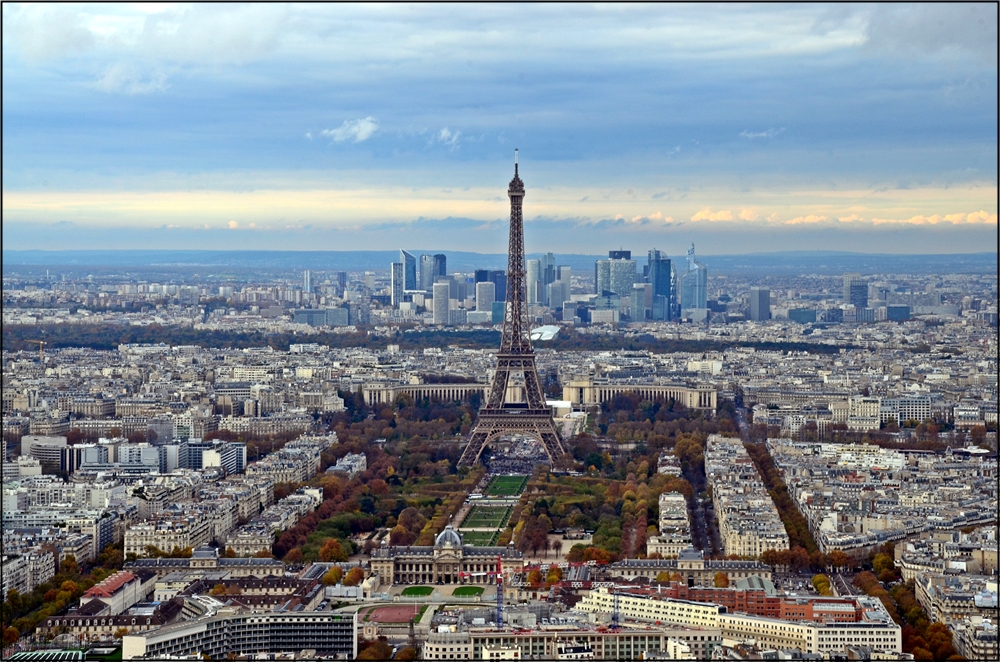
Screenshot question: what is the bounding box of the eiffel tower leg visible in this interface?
[458,426,491,468]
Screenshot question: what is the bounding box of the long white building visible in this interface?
[577,588,901,654]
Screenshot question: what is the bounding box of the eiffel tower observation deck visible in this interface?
[458,151,569,468]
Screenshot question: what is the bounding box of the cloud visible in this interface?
[785,214,828,224]
[435,127,461,147]
[738,208,759,221]
[865,4,998,67]
[228,220,238,228]
[838,214,864,222]
[321,117,379,143]
[2,4,96,63]
[871,211,998,225]
[630,211,673,223]
[691,208,734,221]
[95,62,167,94]
[965,210,997,224]
[740,127,785,140]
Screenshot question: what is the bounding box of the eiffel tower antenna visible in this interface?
[458,151,568,468]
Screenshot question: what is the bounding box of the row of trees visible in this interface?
[853,571,961,660]
[743,441,818,554]
[2,543,125,644]
[2,323,847,355]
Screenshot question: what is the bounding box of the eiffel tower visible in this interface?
[458,151,568,468]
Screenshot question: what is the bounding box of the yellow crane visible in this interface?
[25,339,47,362]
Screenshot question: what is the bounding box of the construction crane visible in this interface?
[457,555,507,629]
[25,340,47,362]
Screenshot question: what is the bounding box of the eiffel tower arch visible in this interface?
[458,152,569,468]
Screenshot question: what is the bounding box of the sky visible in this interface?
[2,3,997,255]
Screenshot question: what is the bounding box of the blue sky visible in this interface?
[2,3,997,254]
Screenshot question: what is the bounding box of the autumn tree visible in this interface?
[356,639,393,660]
[319,538,348,563]
[323,567,344,586]
[344,567,365,586]
[713,572,729,588]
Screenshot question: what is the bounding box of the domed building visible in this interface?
[370,525,524,586]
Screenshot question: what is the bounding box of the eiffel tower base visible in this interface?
[458,408,567,468]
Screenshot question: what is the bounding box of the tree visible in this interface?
[283,548,304,564]
[2,626,19,646]
[829,550,850,571]
[114,627,130,639]
[713,572,729,588]
[873,553,895,576]
[210,584,226,596]
[527,569,543,587]
[319,538,348,563]
[812,574,832,596]
[222,547,238,558]
[322,567,344,586]
[343,567,365,586]
[546,564,563,586]
[356,639,393,660]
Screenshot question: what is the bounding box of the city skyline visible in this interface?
[3,3,997,253]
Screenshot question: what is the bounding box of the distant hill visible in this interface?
[2,249,996,275]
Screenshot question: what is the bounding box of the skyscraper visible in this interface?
[400,250,417,291]
[420,254,447,291]
[749,287,771,321]
[302,270,312,294]
[432,282,450,325]
[390,262,404,307]
[647,249,672,320]
[595,252,636,298]
[843,273,868,308]
[475,269,507,303]
[526,259,541,304]
[476,281,496,312]
[679,243,708,312]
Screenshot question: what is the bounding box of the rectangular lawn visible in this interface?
[485,475,528,496]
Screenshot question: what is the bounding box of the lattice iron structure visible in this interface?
[458,152,569,468]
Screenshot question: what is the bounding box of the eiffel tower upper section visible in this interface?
[499,150,532,357]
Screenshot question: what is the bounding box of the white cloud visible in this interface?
[630,211,672,223]
[95,62,167,94]
[436,127,461,147]
[740,128,785,140]
[785,214,828,224]
[228,220,239,228]
[738,208,759,221]
[870,211,998,225]
[321,117,379,143]
[691,208,734,221]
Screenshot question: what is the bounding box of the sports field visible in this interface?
[461,505,513,529]
[458,530,499,546]
[485,474,528,496]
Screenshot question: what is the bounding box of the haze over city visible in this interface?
[2,3,997,253]
[1,5,998,662]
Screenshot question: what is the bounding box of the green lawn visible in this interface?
[453,586,485,597]
[458,530,499,546]
[485,475,528,496]
[462,505,512,529]
[401,586,433,596]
